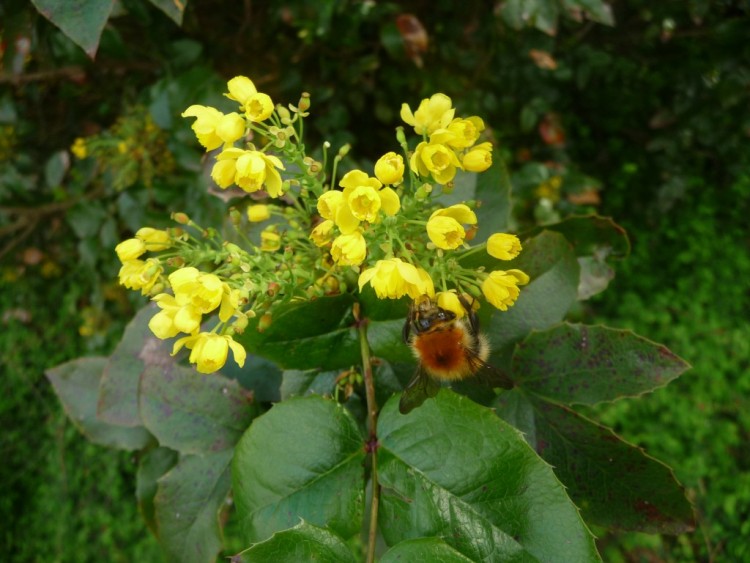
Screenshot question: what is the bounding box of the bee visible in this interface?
[400,294,514,414]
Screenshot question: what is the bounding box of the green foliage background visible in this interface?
[2,0,749,561]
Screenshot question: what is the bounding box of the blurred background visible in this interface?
[1,0,748,561]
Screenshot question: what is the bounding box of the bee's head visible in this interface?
[412,296,456,333]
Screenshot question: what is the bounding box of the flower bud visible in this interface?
[298,92,311,112]
[172,212,190,225]
[247,204,271,222]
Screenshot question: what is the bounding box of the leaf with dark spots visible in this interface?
[46,357,152,450]
[493,392,695,534]
[139,363,259,454]
[512,323,690,405]
[482,230,580,365]
[154,450,233,563]
[136,447,179,535]
[98,304,172,427]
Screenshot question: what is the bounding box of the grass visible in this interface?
[1,268,161,562]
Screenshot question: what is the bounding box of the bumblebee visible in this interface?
[400,294,513,414]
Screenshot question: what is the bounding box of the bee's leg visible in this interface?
[458,293,480,334]
[402,300,414,344]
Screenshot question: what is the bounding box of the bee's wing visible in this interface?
[399,368,441,414]
[466,353,515,390]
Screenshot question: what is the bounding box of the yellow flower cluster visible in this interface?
[148,267,247,374]
[115,227,171,295]
[182,76,286,197]
[311,163,404,267]
[116,77,531,376]
[401,93,493,184]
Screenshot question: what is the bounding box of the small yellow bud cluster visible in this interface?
[115,227,173,295]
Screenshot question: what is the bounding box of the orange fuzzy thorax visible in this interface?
[413,326,474,381]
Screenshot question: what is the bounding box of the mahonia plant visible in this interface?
[114,77,529,375]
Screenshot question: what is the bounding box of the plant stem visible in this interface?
[358,317,379,563]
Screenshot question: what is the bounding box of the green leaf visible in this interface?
[98,304,171,427]
[495,395,695,533]
[139,363,259,454]
[513,323,691,405]
[136,447,179,535]
[154,450,233,563]
[30,0,114,58]
[382,538,475,562]
[46,357,152,450]
[474,158,512,242]
[280,369,339,400]
[484,230,580,364]
[378,391,601,561]
[235,521,357,562]
[564,0,615,26]
[235,295,360,370]
[577,255,615,300]
[44,150,69,188]
[233,396,365,544]
[219,353,283,403]
[147,0,187,25]
[525,215,630,259]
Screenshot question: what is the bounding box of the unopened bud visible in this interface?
[257,313,273,333]
[229,207,242,226]
[396,126,407,146]
[298,92,311,112]
[172,212,190,225]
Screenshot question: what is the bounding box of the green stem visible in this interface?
[358,319,379,563]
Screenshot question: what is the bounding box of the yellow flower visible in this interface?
[260,231,281,252]
[481,269,530,311]
[245,93,274,122]
[225,76,258,106]
[135,227,171,251]
[430,203,477,225]
[317,191,344,220]
[487,233,522,260]
[214,148,285,196]
[181,105,245,151]
[400,93,455,135]
[339,169,400,225]
[118,258,162,295]
[358,258,435,300]
[211,159,236,188]
[225,76,275,123]
[426,216,465,250]
[173,332,247,373]
[310,220,335,247]
[149,293,202,338]
[374,152,405,185]
[410,141,462,184]
[171,268,224,314]
[347,185,381,222]
[71,138,87,159]
[431,117,485,149]
[115,238,146,262]
[378,187,401,216]
[462,141,493,172]
[247,204,271,222]
[436,290,465,318]
[331,231,367,266]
